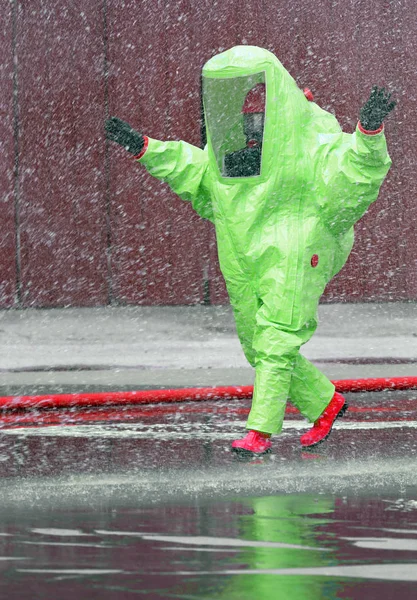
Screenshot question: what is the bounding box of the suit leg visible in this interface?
[289,353,335,422]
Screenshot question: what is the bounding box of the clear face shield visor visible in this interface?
[203,73,266,178]
[243,112,265,145]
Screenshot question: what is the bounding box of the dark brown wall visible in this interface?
[16,1,109,307]
[1,0,416,307]
[0,2,17,307]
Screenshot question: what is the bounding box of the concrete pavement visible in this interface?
[0,302,416,395]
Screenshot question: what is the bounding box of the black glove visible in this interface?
[359,86,396,131]
[105,116,144,155]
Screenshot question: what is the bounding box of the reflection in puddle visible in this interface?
[343,537,417,551]
[31,528,93,536]
[23,541,115,548]
[173,563,417,581]
[0,492,415,598]
[16,569,122,575]
[95,531,330,551]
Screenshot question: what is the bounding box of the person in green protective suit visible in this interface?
[105,46,395,456]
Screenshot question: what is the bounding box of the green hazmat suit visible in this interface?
[137,45,391,434]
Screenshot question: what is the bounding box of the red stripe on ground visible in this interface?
[0,378,417,412]
[0,396,417,430]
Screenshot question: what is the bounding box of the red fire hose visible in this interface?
[0,377,416,412]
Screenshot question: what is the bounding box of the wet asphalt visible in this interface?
[0,304,416,597]
[0,391,416,598]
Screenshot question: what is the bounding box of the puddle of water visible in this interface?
[0,394,415,597]
[0,492,416,599]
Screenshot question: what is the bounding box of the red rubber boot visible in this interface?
[300,392,348,449]
[231,430,272,456]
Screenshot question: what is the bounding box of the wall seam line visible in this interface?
[12,0,22,307]
[103,0,113,305]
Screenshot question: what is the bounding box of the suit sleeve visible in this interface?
[316,124,392,235]
[136,136,214,223]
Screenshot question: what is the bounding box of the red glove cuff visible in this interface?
[133,136,149,160]
[358,122,384,136]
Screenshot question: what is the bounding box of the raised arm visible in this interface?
[105,117,214,222]
[316,87,396,235]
